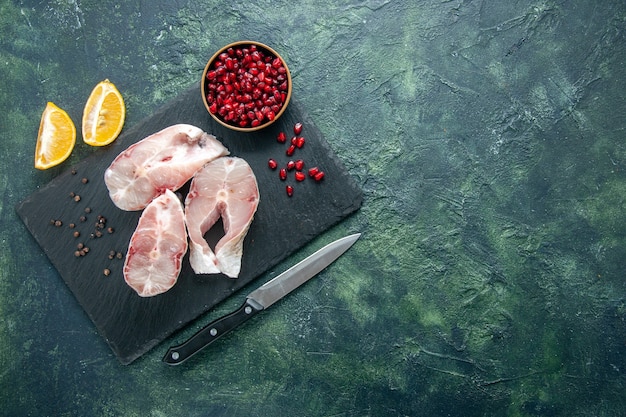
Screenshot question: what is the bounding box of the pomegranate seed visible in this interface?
[294,122,303,135]
[204,43,289,128]
[279,168,287,180]
[286,144,296,156]
[308,167,319,177]
[314,171,325,181]
[277,131,287,143]
[291,136,298,146]
[268,159,278,170]
[286,160,296,171]
[296,137,305,148]
[286,185,294,197]
[295,171,306,182]
[295,159,304,171]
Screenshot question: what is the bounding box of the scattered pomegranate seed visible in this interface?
[269,121,325,197]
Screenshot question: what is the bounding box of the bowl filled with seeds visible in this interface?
[201,41,292,132]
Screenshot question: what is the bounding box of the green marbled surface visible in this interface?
[1,1,625,416]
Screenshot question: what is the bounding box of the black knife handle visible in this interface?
[162,299,263,365]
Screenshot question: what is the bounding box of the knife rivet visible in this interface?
[171,352,179,360]
[210,328,218,336]
[245,306,253,314]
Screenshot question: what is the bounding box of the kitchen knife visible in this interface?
[163,233,361,365]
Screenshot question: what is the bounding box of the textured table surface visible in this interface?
[2,1,625,416]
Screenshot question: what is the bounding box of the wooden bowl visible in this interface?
[201,41,292,132]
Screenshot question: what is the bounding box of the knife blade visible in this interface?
[162,233,361,365]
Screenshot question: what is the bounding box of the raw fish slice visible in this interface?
[104,124,229,211]
[124,189,188,297]
[185,157,259,278]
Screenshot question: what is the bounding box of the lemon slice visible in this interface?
[82,79,125,146]
[34,102,76,170]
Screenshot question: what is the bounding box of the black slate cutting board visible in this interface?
[16,83,362,364]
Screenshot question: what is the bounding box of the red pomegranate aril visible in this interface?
[286,160,296,171]
[295,171,306,182]
[277,131,287,143]
[296,137,305,148]
[308,167,319,177]
[286,144,296,156]
[295,159,304,171]
[268,158,278,170]
[286,185,294,197]
[294,122,303,135]
[314,171,325,181]
[279,168,287,180]
[291,136,297,146]
[205,43,289,128]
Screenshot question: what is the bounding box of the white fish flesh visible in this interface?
[185,157,259,278]
[104,124,229,211]
[123,189,188,297]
